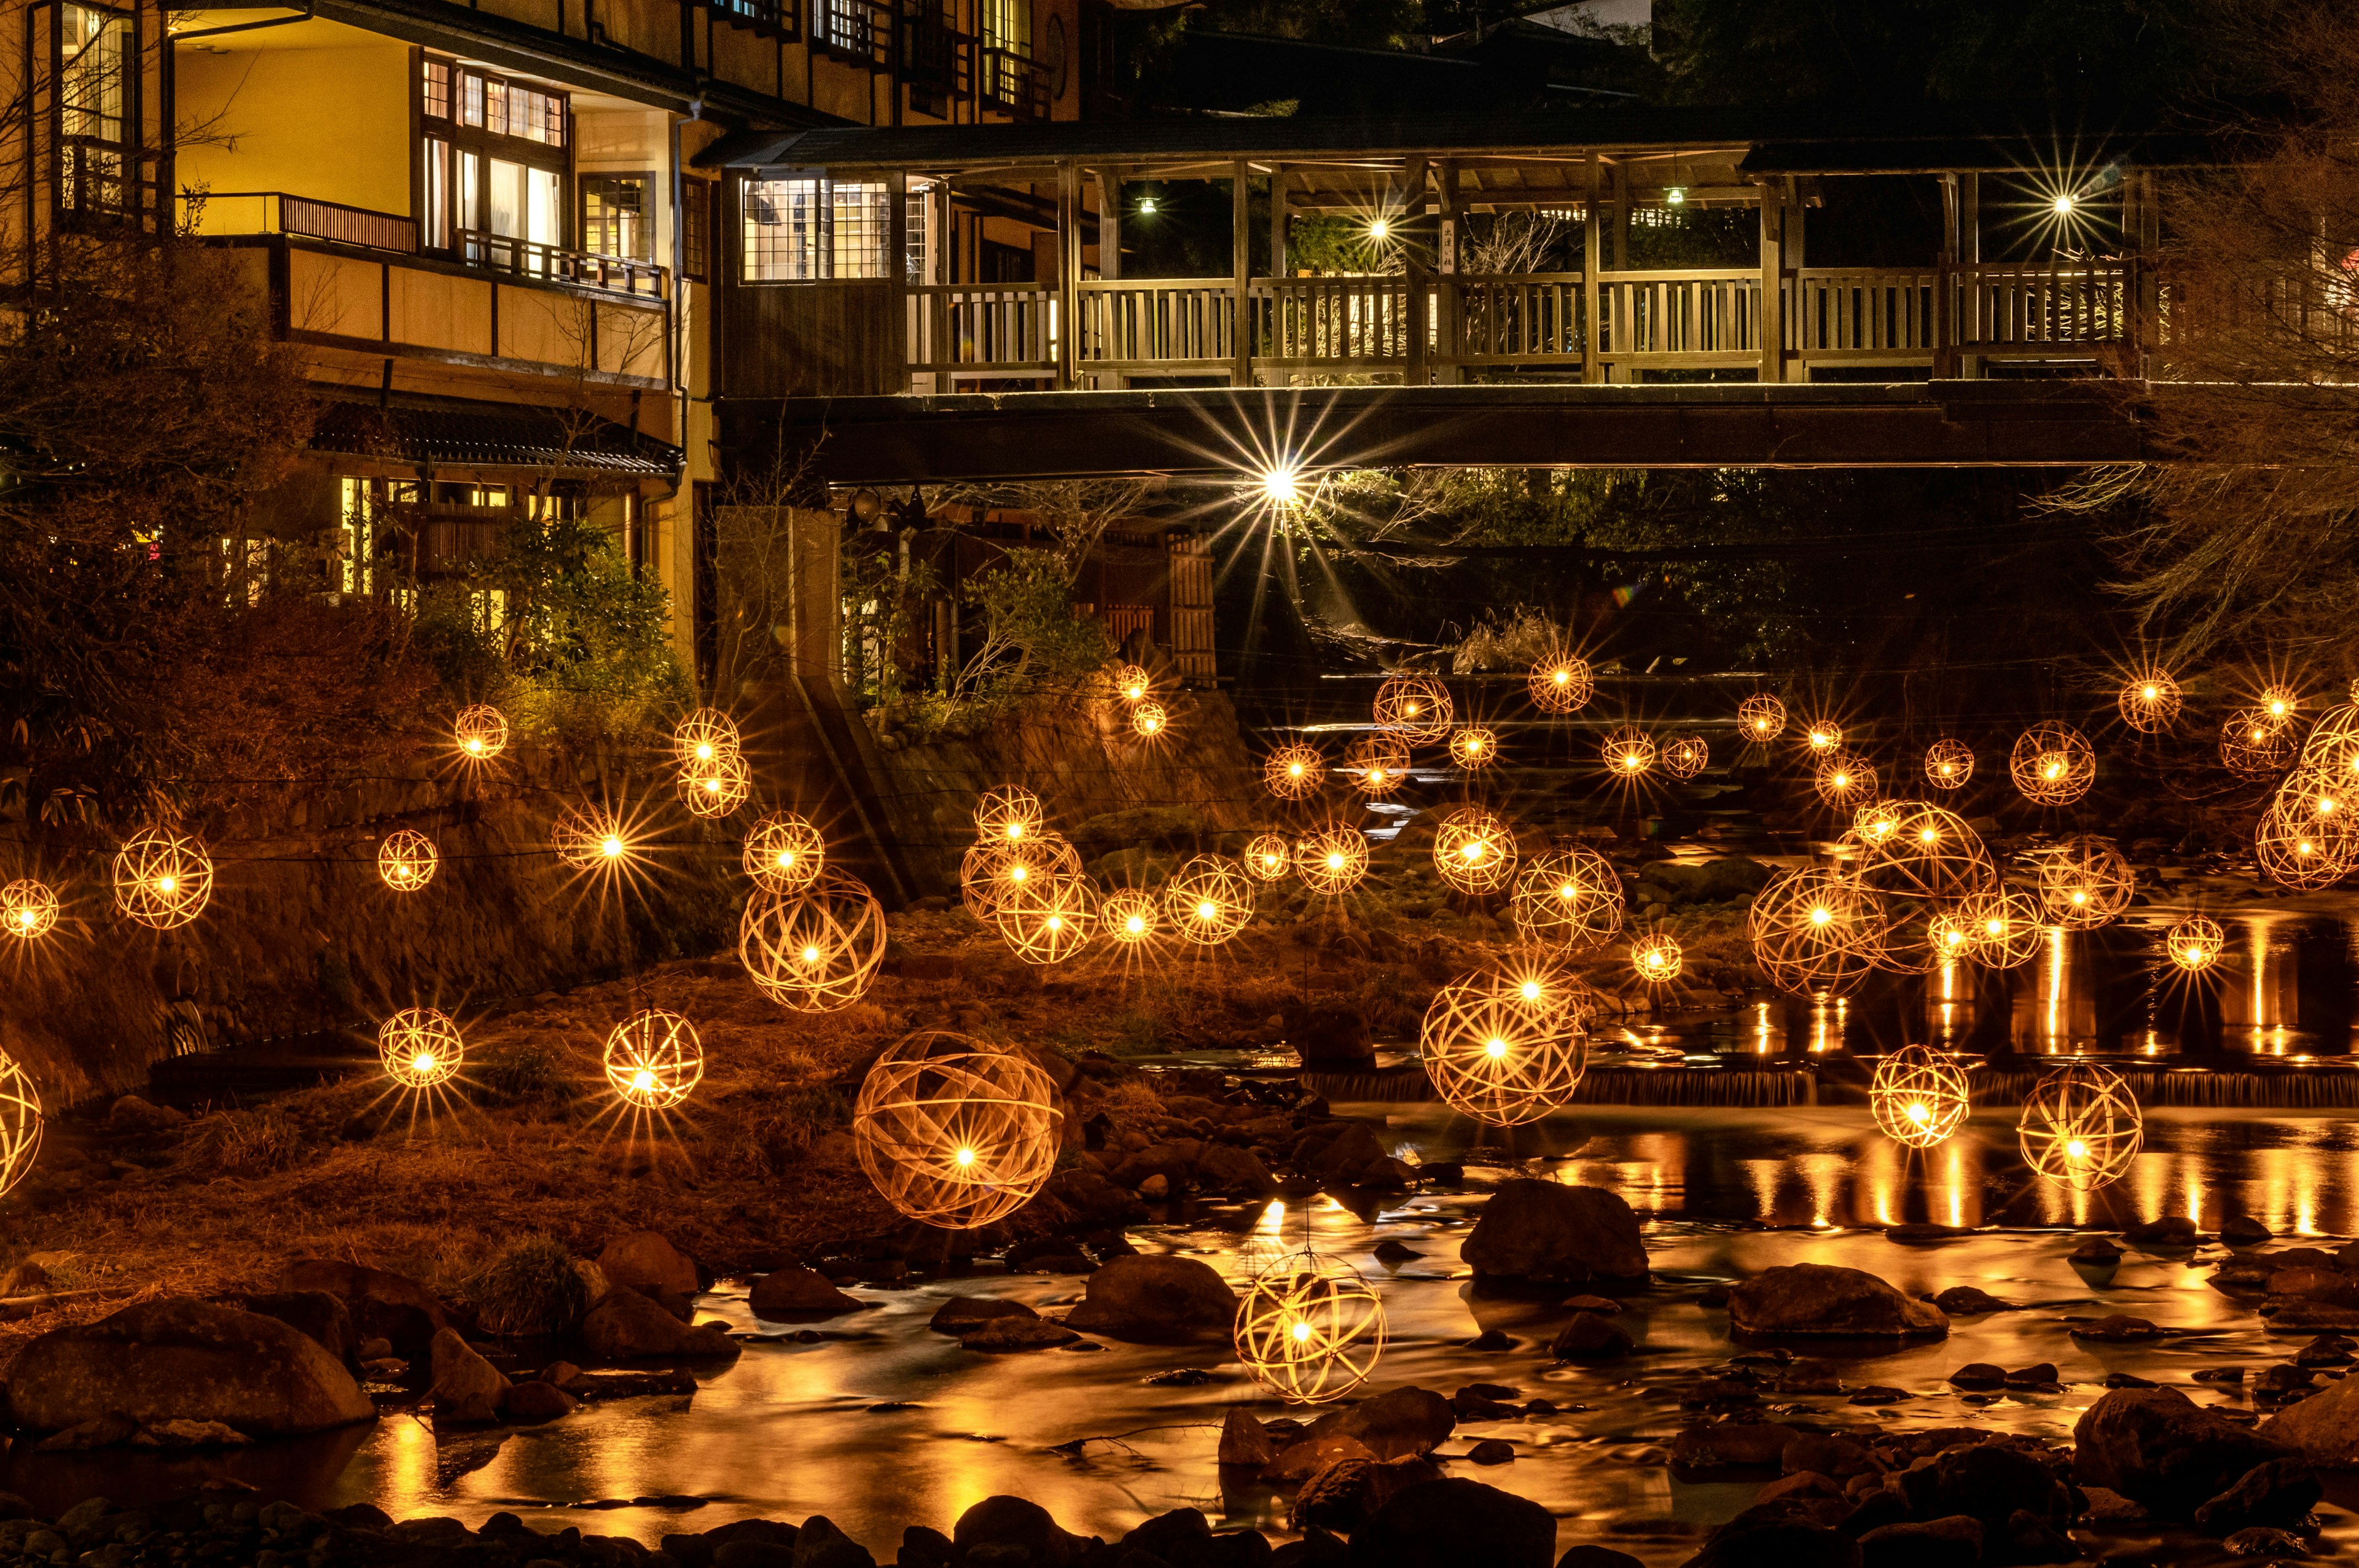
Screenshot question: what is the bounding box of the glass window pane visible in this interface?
[832,181,888,279]
[743,177,823,281]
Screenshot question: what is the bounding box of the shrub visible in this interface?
[178,1107,308,1177]
[475,1042,576,1106]
[467,1233,592,1337]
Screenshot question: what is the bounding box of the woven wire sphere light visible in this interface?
[1600,727,1657,779]
[604,1009,705,1110]
[1109,662,1152,702]
[1869,1044,1970,1150]
[1853,802,1997,907]
[1803,719,1844,752]
[377,829,439,894]
[1164,854,1254,945]
[453,704,509,760]
[2221,707,2298,778]
[2166,913,2227,972]
[552,805,632,872]
[1813,750,1878,810]
[959,832,1083,920]
[1345,733,1414,797]
[1737,693,1788,744]
[1420,969,1589,1125]
[2296,686,2359,777]
[1924,739,1975,790]
[113,827,214,931]
[975,785,1047,846]
[1747,866,1890,997]
[1630,932,1683,984]
[990,870,1098,965]
[853,1031,1062,1230]
[1245,834,1294,883]
[1234,1250,1388,1405]
[377,1007,464,1090]
[1,880,59,941]
[1263,743,1326,801]
[2037,835,2137,929]
[0,1052,42,1198]
[1662,734,1710,780]
[1852,799,1904,849]
[2017,1061,2143,1193]
[1101,887,1159,943]
[1530,653,1594,714]
[2118,669,2184,733]
[1955,886,2045,969]
[1295,825,1371,897]
[2010,722,2097,806]
[1449,726,1502,771]
[1131,701,1168,738]
[1510,848,1625,950]
[1372,674,1454,741]
[741,868,890,1011]
[672,708,742,770]
[743,812,825,895]
[1432,805,1519,895]
[2255,794,2359,891]
[680,748,754,819]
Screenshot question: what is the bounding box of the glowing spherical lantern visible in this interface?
[740,869,890,1011]
[1662,734,1709,780]
[0,1052,42,1196]
[1630,933,1683,984]
[1927,907,1981,961]
[1737,693,1788,743]
[2037,836,2136,929]
[453,704,509,760]
[2009,723,2097,806]
[2221,708,2296,778]
[604,1010,703,1109]
[1530,654,1594,714]
[1,880,58,941]
[1164,856,1254,944]
[1852,800,1904,848]
[113,828,213,930]
[1345,733,1412,796]
[1600,728,1656,778]
[1869,1045,1970,1150]
[1131,701,1168,739]
[673,708,742,770]
[552,805,633,872]
[2167,914,2226,972]
[1101,888,1159,943]
[2260,684,2301,724]
[2255,796,2358,890]
[1956,887,2043,969]
[2118,669,2182,733]
[975,785,1046,845]
[1813,751,1877,809]
[1804,720,1843,752]
[680,748,753,818]
[1854,802,1996,907]
[2017,1062,2142,1193]
[1295,825,1371,897]
[1420,969,1587,1125]
[377,829,438,894]
[1510,848,1625,950]
[1747,867,1888,997]
[1923,739,1974,790]
[1372,674,1453,741]
[992,871,1097,965]
[853,1031,1061,1229]
[743,812,824,895]
[1110,663,1152,703]
[1449,726,1501,771]
[1234,1250,1387,1405]
[2296,688,2359,776]
[1264,743,1326,800]
[377,1007,463,1090]
[1244,834,1293,883]
[959,832,1082,920]
[1433,805,1519,895]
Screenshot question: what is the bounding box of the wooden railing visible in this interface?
[907,283,1057,374]
[1595,270,1762,361]
[1788,269,1937,358]
[1951,262,2127,351]
[1251,276,1412,368]
[1447,274,1588,364]
[812,0,893,64]
[976,44,1051,120]
[188,190,421,254]
[458,230,667,299]
[1079,281,1236,371]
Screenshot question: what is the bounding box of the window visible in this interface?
[59,4,133,216]
[683,181,711,283]
[813,0,882,57]
[981,0,1030,56]
[742,175,891,281]
[338,478,376,598]
[418,53,569,262]
[581,174,652,262]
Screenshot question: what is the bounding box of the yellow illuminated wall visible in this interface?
[174,29,412,223]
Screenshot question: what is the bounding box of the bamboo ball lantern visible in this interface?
[1856,802,1997,906]
[0,1051,41,1197]
[673,708,742,770]
[741,870,890,1011]
[2297,692,2359,776]
[1295,825,1371,897]
[1747,867,1889,996]
[1600,728,1657,778]
[2255,797,2358,890]
[1870,1045,1970,1150]
[2018,1062,2143,1193]
[2118,669,2183,733]
[1957,887,2043,969]
[453,704,509,761]
[992,871,1097,965]
[1511,848,1625,950]
[1245,834,1294,882]
[1804,720,1843,752]
[1737,693,1788,743]
[853,1031,1062,1230]
[1,880,58,942]
[1345,733,1413,796]
[1449,726,1501,771]
[604,1010,704,1110]
[113,827,213,930]
[1131,701,1168,739]
[378,1007,464,1090]
[958,832,1083,920]
[1630,933,1683,984]
[1234,1250,1388,1405]
[1264,743,1326,800]
[974,785,1046,845]
[744,812,825,895]
[1530,653,1594,714]
[2038,836,2137,929]
[1852,800,1904,848]
[1372,674,1453,741]
[1662,734,1710,780]
[2221,708,2296,778]
[377,829,439,894]
[1110,662,1152,703]
[2260,684,2301,725]
[1924,739,1975,790]
[1433,805,1519,895]
[2278,765,2354,828]
[1101,888,1159,943]
[1164,855,1254,944]
[680,748,754,818]
[1927,907,1981,962]
[1420,972,1588,1125]
[1813,751,1877,809]
[2167,914,2227,972]
[552,805,632,872]
[2009,723,2097,806]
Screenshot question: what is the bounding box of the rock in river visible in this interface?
[1727,1265,1948,1338]
[6,1298,374,1437]
[1459,1180,1648,1285]
[580,1285,738,1360]
[748,1266,862,1321]
[2260,1362,2359,1467]
[2073,1387,2293,1518]
[1347,1478,1555,1568]
[1060,1255,1237,1342]
[428,1328,510,1424]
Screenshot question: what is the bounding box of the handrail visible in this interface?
[187,190,420,254]
[458,229,668,300]
[976,43,1050,120]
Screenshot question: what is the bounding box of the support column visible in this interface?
[1096,167,1122,389]
[1583,152,1603,384]
[1401,157,1430,385]
[1267,165,1289,385]
[1435,157,1460,385]
[1934,173,1959,380]
[886,168,909,394]
[1758,180,1785,384]
[1958,172,1981,378]
[1055,162,1079,389]
[2130,168,2159,378]
[1230,159,1251,388]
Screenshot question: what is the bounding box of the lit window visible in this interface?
[741,175,892,281]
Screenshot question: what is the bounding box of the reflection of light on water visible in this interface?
[1794,1152,1847,1228]
[384,1414,435,1523]
[1740,1158,1782,1218]
[1936,959,1957,1047]
[1754,1002,1772,1055]
[2251,918,2269,1032]
[2044,926,2067,1045]
[1945,1144,1967,1229]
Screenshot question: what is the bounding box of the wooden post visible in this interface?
[1583,152,1603,384]
[1958,172,1981,378]
[1757,179,1783,384]
[1055,162,1078,389]
[886,168,910,393]
[1401,157,1429,384]
[1096,167,1122,389]
[1267,164,1288,384]
[2130,168,2159,378]
[1435,157,1460,385]
[1610,160,1628,270]
[1933,173,1958,380]
[930,179,953,393]
[1230,159,1251,388]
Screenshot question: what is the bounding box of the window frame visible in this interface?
[55,1,143,222]
[418,52,573,258]
[579,170,655,263]
[738,170,898,284]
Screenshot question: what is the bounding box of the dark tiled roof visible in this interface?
[310,397,683,477]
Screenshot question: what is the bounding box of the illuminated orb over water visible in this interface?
[853,1031,1061,1230]
[1869,1044,1969,1150]
[1234,1250,1388,1405]
[2017,1061,2142,1193]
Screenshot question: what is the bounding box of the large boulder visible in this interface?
[428,1328,509,1424]
[278,1259,448,1359]
[1460,1181,1648,1285]
[2259,1367,2359,1467]
[1060,1255,1237,1342]
[6,1298,374,1437]
[1683,1513,1860,1568]
[214,1291,356,1363]
[597,1232,701,1306]
[1727,1266,1947,1338]
[580,1285,739,1360]
[748,1267,861,1321]
[951,1497,1086,1568]
[1347,1478,1554,1568]
[2073,1387,2294,1518]
[1306,1386,1455,1461]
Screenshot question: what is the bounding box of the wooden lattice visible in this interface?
[378,1007,464,1090]
[113,827,213,931]
[0,1051,43,1198]
[1344,733,1412,796]
[2166,914,2226,972]
[1264,743,1326,800]
[1244,835,1294,882]
[1747,867,1888,996]
[1101,888,1159,943]
[377,829,438,894]
[1955,887,2043,969]
[1420,969,1588,1125]
[1662,734,1710,779]
[1530,654,1594,714]
[1372,674,1453,741]
[1855,802,1997,906]
[974,785,1046,845]
[1110,663,1152,703]
[743,812,825,895]
[604,1010,704,1110]
[2255,796,2358,890]
[741,869,889,1010]
[1,880,58,942]
[1600,727,1656,778]
[552,805,632,872]
[1813,751,1877,809]
[2017,1062,2143,1193]
[1132,701,1168,738]
[959,833,1083,919]
[673,708,743,770]
[2009,722,2097,806]
[1234,1250,1388,1405]
[1511,848,1625,949]
[1630,933,1683,984]
[852,1031,1062,1230]
[991,871,1098,965]
[2037,836,2136,928]
[2221,708,2297,778]
[1164,856,1254,944]
[2117,669,2183,733]
[1923,739,1974,790]
[453,704,509,761]
[1450,726,1501,771]
[1295,825,1371,896]
[1803,720,1844,752]
[1870,1045,1970,1149]
[1433,805,1519,894]
[680,749,753,818]
[1737,693,1788,743]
